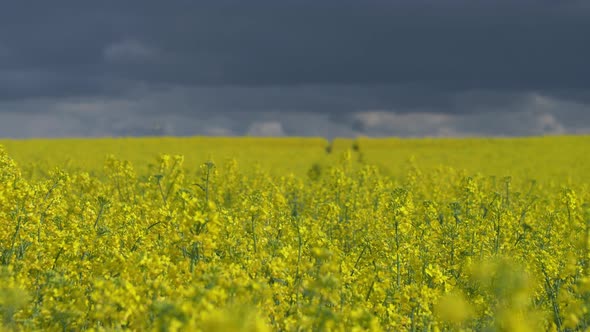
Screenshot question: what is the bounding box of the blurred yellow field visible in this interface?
[0,137,330,179]
[2,135,589,181]
[1,136,590,331]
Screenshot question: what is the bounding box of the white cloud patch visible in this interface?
[247,121,285,137]
[352,112,453,137]
[534,113,566,134]
[103,40,159,63]
[351,109,570,138]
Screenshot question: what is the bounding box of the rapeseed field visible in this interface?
[1,136,589,331]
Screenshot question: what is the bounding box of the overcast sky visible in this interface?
[1,1,589,138]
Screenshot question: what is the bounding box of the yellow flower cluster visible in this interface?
[0,140,589,331]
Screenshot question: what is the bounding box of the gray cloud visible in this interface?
[0,1,589,137]
[0,91,588,138]
[350,94,590,137]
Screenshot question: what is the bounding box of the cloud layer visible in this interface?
[0,1,589,137]
[1,90,588,138]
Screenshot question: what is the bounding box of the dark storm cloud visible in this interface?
[1,1,590,137]
[1,1,589,97]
